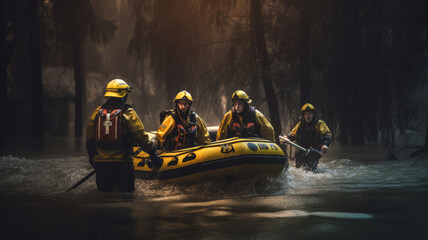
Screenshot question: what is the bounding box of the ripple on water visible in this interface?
[286,157,428,193]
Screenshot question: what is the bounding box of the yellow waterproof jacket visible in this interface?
[288,119,332,148]
[86,106,154,163]
[156,111,211,149]
[216,109,275,142]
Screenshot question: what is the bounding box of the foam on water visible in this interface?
[2,145,428,239]
[1,150,428,199]
[286,157,428,193]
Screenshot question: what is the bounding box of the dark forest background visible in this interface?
[2,0,428,159]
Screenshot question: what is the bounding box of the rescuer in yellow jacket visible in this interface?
[86,79,162,192]
[280,103,332,170]
[156,91,211,150]
[217,90,275,142]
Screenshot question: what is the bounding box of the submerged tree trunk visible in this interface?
[330,0,361,144]
[364,0,383,144]
[0,0,5,100]
[412,117,428,157]
[28,0,44,143]
[73,33,86,138]
[299,2,311,105]
[1,0,7,145]
[250,0,282,142]
[424,118,428,149]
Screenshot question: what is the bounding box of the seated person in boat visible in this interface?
[156,90,211,150]
[86,79,162,192]
[280,103,332,170]
[216,90,275,142]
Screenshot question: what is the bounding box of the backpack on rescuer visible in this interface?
[95,108,123,148]
[161,109,197,150]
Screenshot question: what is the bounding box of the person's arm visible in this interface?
[85,106,100,167]
[216,111,231,140]
[317,120,332,153]
[280,122,300,145]
[255,110,275,142]
[196,115,211,144]
[156,115,175,148]
[124,108,153,152]
[125,108,162,167]
[287,122,301,141]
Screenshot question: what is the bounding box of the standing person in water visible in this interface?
[86,79,162,192]
[156,90,211,150]
[280,103,332,170]
[216,90,275,142]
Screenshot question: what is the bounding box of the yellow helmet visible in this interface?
[104,79,132,98]
[173,90,193,103]
[301,103,316,113]
[231,90,252,104]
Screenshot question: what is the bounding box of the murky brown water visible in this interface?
[1,139,428,239]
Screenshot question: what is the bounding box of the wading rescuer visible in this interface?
[217,90,275,142]
[156,90,210,150]
[86,79,162,192]
[280,103,332,170]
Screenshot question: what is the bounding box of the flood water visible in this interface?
[1,138,428,240]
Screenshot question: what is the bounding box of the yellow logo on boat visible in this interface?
[221,143,235,153]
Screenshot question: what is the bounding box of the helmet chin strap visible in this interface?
[121,94,128,103]
[244,102,249,111]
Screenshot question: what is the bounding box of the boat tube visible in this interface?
[133,136,288,184]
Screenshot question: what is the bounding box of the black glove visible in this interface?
[148,148,163,168]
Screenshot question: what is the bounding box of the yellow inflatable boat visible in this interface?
[133,137,288,184]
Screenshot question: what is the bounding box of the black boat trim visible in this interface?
[135,154,287,180]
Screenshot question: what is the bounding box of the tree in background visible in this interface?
[127,0,237,106]
[127,0,286,139]
[50,0,115,137]
[250,0,282,141]
[3,0,44,146]
[28,0,44,144]
[4,0,427,157]
[1,0,6,146]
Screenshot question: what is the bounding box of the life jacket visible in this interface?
[296,117,322,150]
[94,107,124,149]
[227,106,260,138]
[164,109,197,150]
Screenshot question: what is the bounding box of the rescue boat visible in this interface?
[133,136,288,184]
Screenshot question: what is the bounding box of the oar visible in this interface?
[65,170,96,192]
[279,136,322,157]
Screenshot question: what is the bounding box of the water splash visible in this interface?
[2,151,428,199]
[286,157,428,193]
